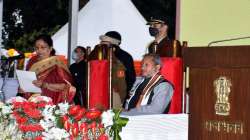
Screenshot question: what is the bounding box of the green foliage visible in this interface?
[3,0,69,52]
[12,25,61,52]
[110,109,129,140]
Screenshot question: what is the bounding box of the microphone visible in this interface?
[7,53,25,61]
[208,36,250,47]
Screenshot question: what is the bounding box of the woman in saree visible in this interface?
[24,34,75,104]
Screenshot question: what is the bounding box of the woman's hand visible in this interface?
[32,80,43,88]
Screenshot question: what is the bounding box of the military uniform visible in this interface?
[148,37,182,57]
[89,44,128,108]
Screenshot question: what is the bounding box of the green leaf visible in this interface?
[56,116,63,128]
[109,109,129,140]
[116,117,129,127]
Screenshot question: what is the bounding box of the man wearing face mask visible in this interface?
[69,46,87,106]
[147,16,182,57]
[122,53,173,116]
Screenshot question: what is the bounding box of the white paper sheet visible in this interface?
[16,70,42,93]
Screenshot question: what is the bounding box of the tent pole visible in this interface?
[68,0,79,65]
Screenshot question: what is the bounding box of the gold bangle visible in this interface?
[42,83,48,89]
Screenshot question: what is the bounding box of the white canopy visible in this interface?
[52,0,153,60]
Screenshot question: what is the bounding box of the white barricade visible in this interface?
[120,114,188,140]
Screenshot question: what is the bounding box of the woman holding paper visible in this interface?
[24,34,75,104]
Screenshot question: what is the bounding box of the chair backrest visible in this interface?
[89,60,109,109]
[88,58,184,112]
[160,57,183,114]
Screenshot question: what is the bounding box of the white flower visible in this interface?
[40,119,55,131]
[101,110,115,127]
[1,105,12,115]
[42,128,70,140]
[0,48,8,57]
[42,105,55,116]
[41,105,56,127]
[42,131,55,140]
[0,102,4,108]
[46,114,56,122]
[6,97,27,104]
[0,121,22,140]
[29,95,52,103]
[55,102,69,115]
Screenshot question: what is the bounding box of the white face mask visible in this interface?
[72,52,78,60]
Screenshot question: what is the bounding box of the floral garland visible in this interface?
[0,96,128,140]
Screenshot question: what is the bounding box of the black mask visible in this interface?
[149,27,159,37]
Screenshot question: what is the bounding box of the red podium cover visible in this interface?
[160,58,183,114]
[89,60,109,109]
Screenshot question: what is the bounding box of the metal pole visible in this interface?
[86,46,91,109]
[109,47,113,109]
[68,0,79,65]
[182,70,186,113]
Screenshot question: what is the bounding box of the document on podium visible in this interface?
[16,70,42,93]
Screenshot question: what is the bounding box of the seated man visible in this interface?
[122,53,173,115]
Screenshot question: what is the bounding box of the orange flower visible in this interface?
[19,124,44,132]
[85,109,102,120]
[24,108,42,119]
[16,116,28,124]
[80,122,88,133]
[71,122,79,137]
[34,136,43,140]
[64,120,71,132]
[37,101,47,108]
[68,105,81,116]
[74,108,86,121]
[98,134,109,140]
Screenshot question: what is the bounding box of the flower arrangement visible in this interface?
[0,96,128,140]
[0,48,20,58]
[0,48,34,59]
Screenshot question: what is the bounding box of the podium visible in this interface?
[183,46,250,140]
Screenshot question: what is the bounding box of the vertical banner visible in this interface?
[160,58,183,114]
[89,60,109,109]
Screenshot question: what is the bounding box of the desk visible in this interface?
[120,114,188,140]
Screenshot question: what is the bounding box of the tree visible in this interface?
[3,0,69,52]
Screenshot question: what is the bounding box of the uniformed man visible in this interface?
[147,16,182,57]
